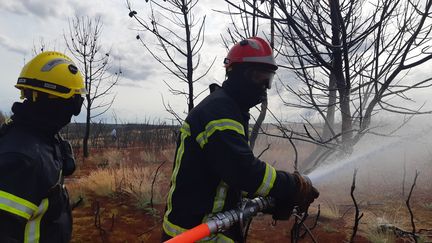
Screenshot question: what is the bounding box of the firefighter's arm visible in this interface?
[203,130,318,216]
[202,129,296,196]
[0,153,42,241]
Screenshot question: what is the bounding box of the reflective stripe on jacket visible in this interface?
[0,123,72,243]
[163,88,297,242]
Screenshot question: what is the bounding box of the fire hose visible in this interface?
[164,197,275,243]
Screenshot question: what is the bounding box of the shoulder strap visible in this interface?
[55,133,76,177]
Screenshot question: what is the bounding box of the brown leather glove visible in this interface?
[292,171,319,213]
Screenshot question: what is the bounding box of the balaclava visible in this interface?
[222,64,267,110]
[11,95,83,136]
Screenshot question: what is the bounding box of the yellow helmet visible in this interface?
[16,51,86,99]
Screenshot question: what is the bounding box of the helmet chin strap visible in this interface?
[21,90,40,102]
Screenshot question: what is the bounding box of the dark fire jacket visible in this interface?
[0,122,72,243]
[163,88,297,242]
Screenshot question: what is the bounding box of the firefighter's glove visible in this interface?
[271,200,294,221]
[292,171,319,213]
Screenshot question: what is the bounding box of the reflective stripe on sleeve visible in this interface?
[254,163,277,196]
[0,190,38,220]
[196,119,245,148]
[24,198,49,243]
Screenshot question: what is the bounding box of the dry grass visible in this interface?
[357,202,405,242]
[320,200,341,219]
[139,150,159,163]
[78,164,167,210]
[66,182,87,207]
[362,205,409,243]
[365,217,396,243]
[365,226,396,243]
[79,169,118,197]
[161,148,175,161]
[422,202,432,210]
[71,148,169,212]
[86,150,128,168]
[322,223,339,233]
[120,166,167,208]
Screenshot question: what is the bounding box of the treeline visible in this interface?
[61,121,178,151]
[0,111,177,151]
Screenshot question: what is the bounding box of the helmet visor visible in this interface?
[251,69,275,89]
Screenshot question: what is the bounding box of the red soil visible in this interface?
[69,147,432,243]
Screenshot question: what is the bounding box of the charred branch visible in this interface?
[349,169,364,243]
[406,170,420,242]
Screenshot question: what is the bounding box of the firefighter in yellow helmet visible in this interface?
[0,51,86,243]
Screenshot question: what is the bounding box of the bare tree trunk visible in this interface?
[322,73,337,140]
[301,1,346,172]
[183,0,194,112]
[83,96,91,158]
[66,16,119,158]
[301,73,338,172]
[250,0,274,150]
[330,0,352,146]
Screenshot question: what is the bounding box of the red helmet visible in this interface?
[224,37,278,70]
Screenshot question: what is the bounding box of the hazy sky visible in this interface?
[0,0,239,123]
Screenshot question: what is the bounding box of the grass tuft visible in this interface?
[422,202,432,210]
[87,150,127,168]
[365,227,396,243]
[79,169,117,197]
[78,164,167,210]
[322,223,338,233]
[139,150,159,163]
[66,182,87,208]
[320,200,340,219]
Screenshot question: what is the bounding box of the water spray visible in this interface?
[305,136,410,185]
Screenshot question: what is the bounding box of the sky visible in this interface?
[1,0,432,127]
[0,0,238,124]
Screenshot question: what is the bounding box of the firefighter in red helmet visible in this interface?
[162,37,319,242]
[222,37,278,108]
